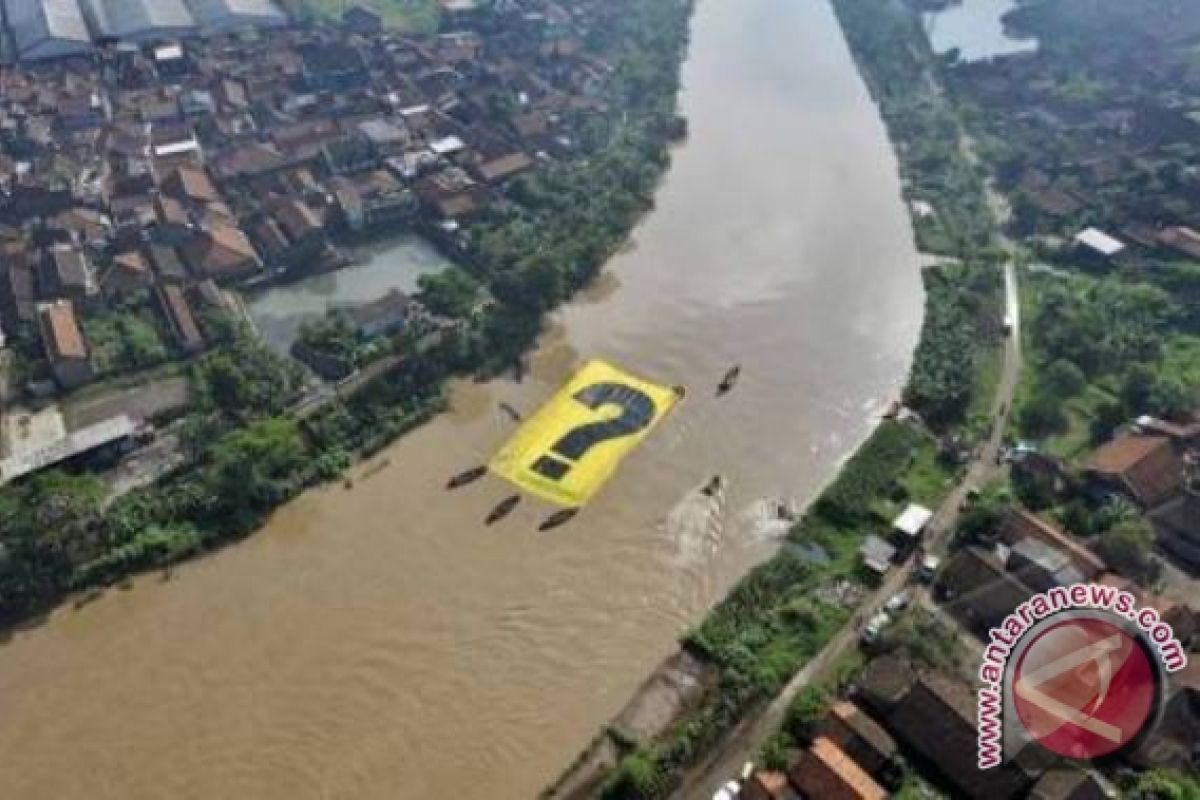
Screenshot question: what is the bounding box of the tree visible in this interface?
[1148,376,1198,421]
[1020,388,1068,437]
[1090,400,1126,445]
[1043,358,1086,398]
[1122,364,1157,413]
[783,686,831,745]
[417,268,481,319]
[958,493,1008,543]
[1127,769,1200,800]
[207,417,307,518]
[192,335,302,420]
[1095,518,1160,586]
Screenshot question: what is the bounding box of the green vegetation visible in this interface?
[82,311,170,377]
[289,0,441,32]
[597,422,956,798]
[833,0,994,257]
[0,326,446,622]
[904,263,1002,430]
[1123,769,1200,800]
[1014,270,1197,451]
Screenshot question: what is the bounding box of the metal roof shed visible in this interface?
[860,535,897,575]
[83,0,197,42]
[6,0,93,61]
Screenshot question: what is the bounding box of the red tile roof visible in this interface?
[1086,434,1182,507]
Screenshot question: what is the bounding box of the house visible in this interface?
[298,42,368,91]
[858,535,896,576]
[38,299,92,389]
[1028,767,1110,800]
[156,284,203,354]
[1127,663,1200,772]
[740,771,799,800]
[1006,537,1086,593]
[1157,225,1200,261]
[99,249,154,297]
[891,503,933,547]
[186,0,287,34]
[1085,434,1183,508]
[342,5,382,34]
[343,289,415,339]
[786,737,886,800]
[820,700,898,780]
[181,221,262,280]
[938,546,1034,636]
[161,165,222,206]
[1135,414,1200,445]
[853,655,916,719]
[886,671,1044,799]
[40,245,94,301]
[2,250,38,325]
[1152,490,1200,571]
[147,242,188,283]
[439,0,486,26]
[1073,227,1126,263]
[414,167,483,218]
[474,151,534,184]
[1000,507,1106,579]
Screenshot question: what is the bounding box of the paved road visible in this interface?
[675,263,1022,799]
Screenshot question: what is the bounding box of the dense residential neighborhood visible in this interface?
[0,0,640,487]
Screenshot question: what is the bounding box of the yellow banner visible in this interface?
[489,360,680,507]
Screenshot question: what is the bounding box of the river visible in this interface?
[0,1,924,798]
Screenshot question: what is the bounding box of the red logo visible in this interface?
[1012,617,1157,759]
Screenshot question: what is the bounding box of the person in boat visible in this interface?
[701,475,723,497]
[486,494,521,524]
[717,365,741,394]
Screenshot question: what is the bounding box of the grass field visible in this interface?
[288,0,441,32]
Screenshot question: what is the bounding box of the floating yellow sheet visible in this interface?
[489,360,680,507]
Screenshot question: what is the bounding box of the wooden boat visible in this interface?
[539,508,579,531]
[486,494,521,525]
[446,465,487,489]
[716,365,741,396]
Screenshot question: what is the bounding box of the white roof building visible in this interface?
[1074,227,1126,258]
[0,414,136,485]
[6,0,93,61]
[893,503,934,538]
[184,0,286,34]
[83,0,197,42]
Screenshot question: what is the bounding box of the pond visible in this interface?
[925,0,1037,62]
[245,235,451,355]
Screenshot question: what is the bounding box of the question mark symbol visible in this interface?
[531,382,658,481]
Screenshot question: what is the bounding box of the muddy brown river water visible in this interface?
[0,1,925,797]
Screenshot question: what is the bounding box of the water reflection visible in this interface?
[245,236,450,354]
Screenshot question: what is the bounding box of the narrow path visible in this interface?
[675,263,1021,799]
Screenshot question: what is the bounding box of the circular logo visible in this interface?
[1012,616,1158,759]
